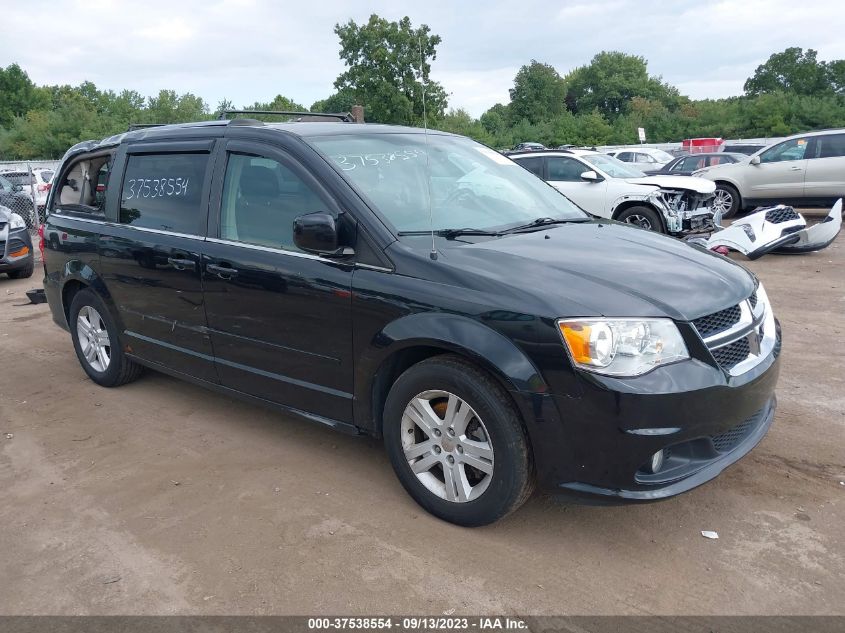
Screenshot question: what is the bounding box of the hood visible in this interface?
[625,175,716,194]
[436,222,754,321]
[0,204,14,221]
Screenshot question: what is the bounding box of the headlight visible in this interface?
[557,318,689,377]
[8,213,25,230]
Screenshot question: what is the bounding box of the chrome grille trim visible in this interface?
[693,288,776,377]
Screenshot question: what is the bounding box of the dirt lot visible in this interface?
[1,218,843,616]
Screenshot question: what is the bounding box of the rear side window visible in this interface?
[815,134,845,159]
[514,156,544,178]
[119,153,209,234]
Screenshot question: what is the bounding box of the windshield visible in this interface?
[307,133,586,233]
[582,154,646,178]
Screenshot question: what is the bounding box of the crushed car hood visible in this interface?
[437,221,754,321]
[625,175,717,194]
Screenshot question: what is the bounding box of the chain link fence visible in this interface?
[0,160,60,229]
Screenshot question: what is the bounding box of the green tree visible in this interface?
[0,64,44,128]
[310,89,357,114]
[508,60,567,124]
[744,47,835,96]
[333,14,447,125]
[565,51,680,118]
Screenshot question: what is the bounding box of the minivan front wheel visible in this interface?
[383,355,533,526]
[69,289,143,387]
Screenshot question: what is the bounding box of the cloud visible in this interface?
[1,0,844,117]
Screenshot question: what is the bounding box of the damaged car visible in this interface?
[510,149,716,236]
[688,200,842,259]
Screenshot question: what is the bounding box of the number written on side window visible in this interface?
[120,153,209,234]
[124,177,189,200]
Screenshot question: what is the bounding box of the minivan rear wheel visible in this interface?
[69,289,143,387]
[383,355,534,526]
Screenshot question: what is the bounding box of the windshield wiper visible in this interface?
[501,217,590,233]
[397,227,502,238]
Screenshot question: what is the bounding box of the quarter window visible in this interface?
[219,153,325,251]
[119,153,209,234]
[760,138,808,163]
[547,157,587,181]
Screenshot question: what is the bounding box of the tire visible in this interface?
[713,183,741,219]
[383,354,534,526]
[616,205,664,233]
[7,259,34,279]
[69,288,143,387]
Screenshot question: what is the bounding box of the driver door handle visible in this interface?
[789,165,802,171]
[206,262,239,279]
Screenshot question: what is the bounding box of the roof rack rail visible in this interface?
[217,109,354,123]
[127,123,167,131]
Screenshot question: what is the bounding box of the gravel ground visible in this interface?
[0,218,842,615]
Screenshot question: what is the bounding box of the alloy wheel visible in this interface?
[713,188,733,214]
[76,305,111,372]
[400,390,494,503]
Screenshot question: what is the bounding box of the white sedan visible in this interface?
[509,149,716,236]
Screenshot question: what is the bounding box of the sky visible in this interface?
[3,0,845,118]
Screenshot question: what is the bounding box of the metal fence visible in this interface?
[0,161,60,229]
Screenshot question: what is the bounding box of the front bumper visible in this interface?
[0,227,34,272]
[519,321,781,503]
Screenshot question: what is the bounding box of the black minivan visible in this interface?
[41,118,781,526]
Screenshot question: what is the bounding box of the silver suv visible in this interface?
[695,128,845,218]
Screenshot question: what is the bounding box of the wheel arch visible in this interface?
[713,179,743,201]
[611,200,667,232]
[355,313,548,437]
[58,261,122,331]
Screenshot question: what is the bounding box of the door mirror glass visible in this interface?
[293,212,349,257]
[580,170,601,182]
[750,155,761,165]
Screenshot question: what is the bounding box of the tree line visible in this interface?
[1,13,844,159]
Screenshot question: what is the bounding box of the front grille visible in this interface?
[749,290,758,309]
[0,240,5,256]
[765,207,800,223]
[711,408,762,453]
[712,337,751,370]
[692,304,741,338]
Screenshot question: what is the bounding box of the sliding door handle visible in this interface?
[206,263,239,279]
[167,257,196,270]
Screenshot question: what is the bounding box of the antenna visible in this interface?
[418,35,437,261]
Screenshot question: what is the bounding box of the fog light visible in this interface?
[646,449,665,474]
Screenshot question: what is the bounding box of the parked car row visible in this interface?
[509,149,716,235]
[510,127,845,221]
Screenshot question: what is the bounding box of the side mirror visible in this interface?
[293,212,353,257]
[580,170,602,182]
[12,184,23,193]
[750,155,761,165]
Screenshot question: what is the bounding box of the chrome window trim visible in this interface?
[50,213,395,272]
[205,237,327,262]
